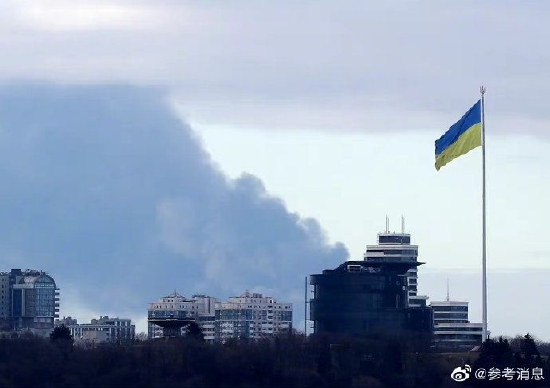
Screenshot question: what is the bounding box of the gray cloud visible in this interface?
[1,2,549,136]
[0,84,348,320]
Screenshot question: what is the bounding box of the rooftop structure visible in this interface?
[364,217,429,308]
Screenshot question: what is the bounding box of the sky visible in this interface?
[0,1,549,339]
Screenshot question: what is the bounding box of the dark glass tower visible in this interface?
[310,260,433,336]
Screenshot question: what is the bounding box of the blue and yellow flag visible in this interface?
[435,100,482,170]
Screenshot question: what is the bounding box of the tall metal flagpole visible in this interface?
[480,86,488,341]
[304,276,308,337]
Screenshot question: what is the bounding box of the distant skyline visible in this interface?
[1,1,549,339]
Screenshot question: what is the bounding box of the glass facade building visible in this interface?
[4,269,60,332]
[310,260,433,336]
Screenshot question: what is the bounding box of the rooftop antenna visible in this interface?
[446,279,450,302]
[401,215,405,233]
[385,215,389,232]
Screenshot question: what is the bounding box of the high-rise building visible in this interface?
[215,291,292,342]
[364,218,429,308]
[1,269,60,333]
[430,300,483,352]
[310,260,433,336]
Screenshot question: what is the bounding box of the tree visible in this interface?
[521,333,540,358]
[135,332,148,342]
[50,324,73,344]
[185,321,205,342]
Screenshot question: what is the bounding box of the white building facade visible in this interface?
[147,291,199,339]
[148,291,292,342]
[193,294,217,343]
[430,300,483,352]
[215,291,293,342]
[65,316,135,345]
[147,292,219,342]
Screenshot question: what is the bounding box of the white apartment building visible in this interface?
[430,300,483,352]
[148,291,292,342]
[65,316,135,345]
[193,294,217,343]
[215,291,292,342]
[147,292,219,342]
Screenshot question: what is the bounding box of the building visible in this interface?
[310,259,433,336]
[364,218,429,308]
[64,316,135,345]
[0,273,9,324]
[148,291,198,338]
[147,292,220,341]
[1,269,60,333]
[215,291,292,342]
[56,316,77,326]
[193,294,218,343]
[430,300,483,352]
[148,291,292,342]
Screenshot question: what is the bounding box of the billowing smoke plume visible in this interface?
[0,84,348,323]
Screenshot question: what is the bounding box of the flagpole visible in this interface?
[480,85,488,341]
[304,276,308,337]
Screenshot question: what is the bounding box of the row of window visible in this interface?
[367,248,417,255]
[434,313,468,319]
[431,306,468,312]
[435,334,482,340]
[377,235,412,244]
[435,328,483,332]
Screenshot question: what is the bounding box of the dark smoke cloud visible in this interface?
[0,84,348,321]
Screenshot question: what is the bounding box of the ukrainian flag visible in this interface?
[435,100,482,170]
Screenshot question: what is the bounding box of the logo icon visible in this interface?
[451,365,471,382]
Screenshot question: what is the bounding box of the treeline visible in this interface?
[0,329,549,388]
[469,335,549,387]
